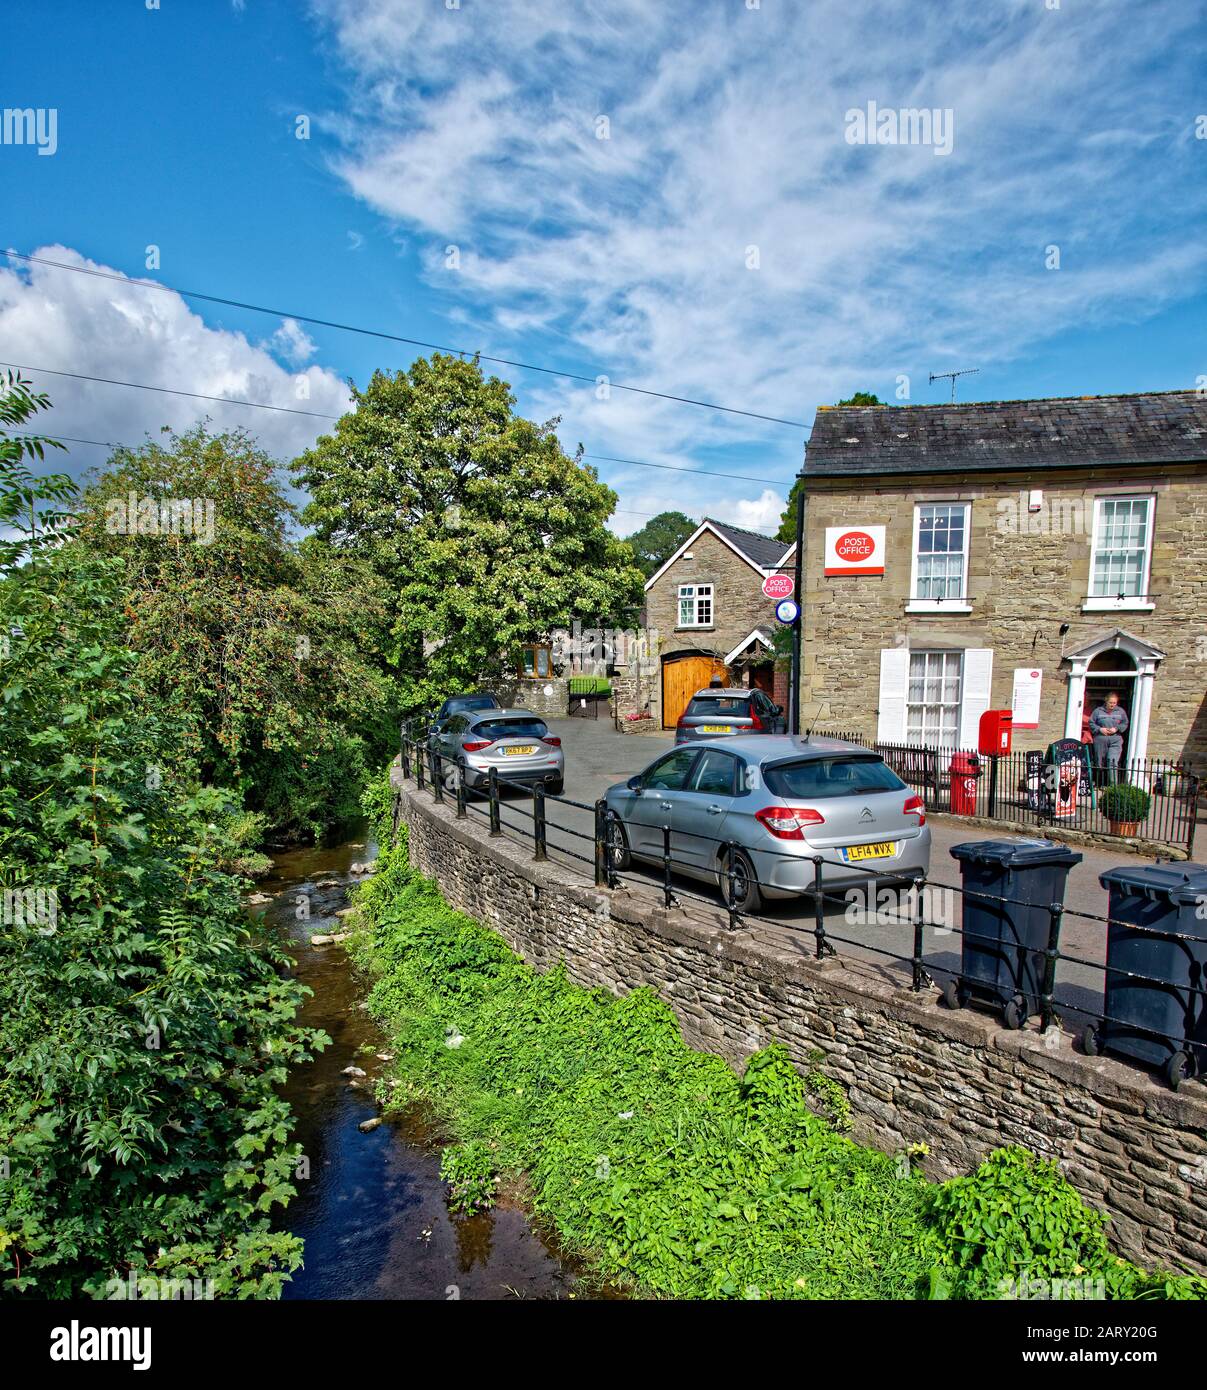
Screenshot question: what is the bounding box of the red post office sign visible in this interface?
[824,524,885,576]
[762,573,794,600]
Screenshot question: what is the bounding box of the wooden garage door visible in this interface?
[662,655,728,728]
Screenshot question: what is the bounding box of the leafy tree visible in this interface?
[0,384,323,1297]
[0,370,74,568]
[292,354,645,711]
[73,426,395,840]
[777,392,885,542]
[624,510,697,578]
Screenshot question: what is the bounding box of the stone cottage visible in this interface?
[642,517,794,727]
[797,390,1207,766]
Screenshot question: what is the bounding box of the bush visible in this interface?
[1099,782,1152,824]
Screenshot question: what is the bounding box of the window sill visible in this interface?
[1081,598,1155,613]
[905,600,973,615]
[675,625,716,633]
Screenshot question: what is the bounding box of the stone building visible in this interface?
[798,390,1207,766]
[642,518,794,726]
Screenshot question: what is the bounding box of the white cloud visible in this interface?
[0,247,351,482]
[308,0,1207,529]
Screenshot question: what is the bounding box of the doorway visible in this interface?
[661,653,728,727]
[1084,651,1136,769]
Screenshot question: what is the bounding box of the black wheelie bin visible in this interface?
[1084,862,1207,1090]
[947,839,1083,1028]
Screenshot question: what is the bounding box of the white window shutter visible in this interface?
[958,649,994,749]
[876,648,909,743]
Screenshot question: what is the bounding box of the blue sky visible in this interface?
[2,0,1205,537]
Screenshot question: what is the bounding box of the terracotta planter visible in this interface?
[1107,819,1140,837]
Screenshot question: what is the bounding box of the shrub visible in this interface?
[1099,782,1152,824]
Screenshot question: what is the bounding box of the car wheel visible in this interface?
[1081,1024,1100,1057]
[941,978,963,1011]
[721,847,762,914]
[606,813,631,870]
[1165,1050,1192,1092]
[547,777,564,796]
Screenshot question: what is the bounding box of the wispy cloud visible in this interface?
[308,0,1207,520]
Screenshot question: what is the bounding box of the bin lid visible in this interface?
[1098,861,1207,905]
[950,838,1084,868]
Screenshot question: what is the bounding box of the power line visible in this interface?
[2,365,795,490]
[4,249,809,429]
[7,432,781,532]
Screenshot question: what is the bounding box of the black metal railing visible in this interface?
[396,719,1207,1093]
[810,731,1199,855]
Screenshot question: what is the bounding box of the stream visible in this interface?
[249,827,588,1300]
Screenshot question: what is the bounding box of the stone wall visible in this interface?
[396,779,1207,1277]
[800,465,1207,765]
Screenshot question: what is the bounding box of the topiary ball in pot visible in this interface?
[1098,782,1151,835]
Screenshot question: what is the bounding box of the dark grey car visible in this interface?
[674,687,786,745]
[603,735,930,912]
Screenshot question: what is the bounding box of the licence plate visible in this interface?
[504,745,537,756]
[842,841,898,862]
[699,725,731,734]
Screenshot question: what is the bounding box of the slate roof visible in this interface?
[804,390,1207,478]
[704,516,792,568]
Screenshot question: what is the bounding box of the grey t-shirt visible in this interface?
[1089,704,1128,739]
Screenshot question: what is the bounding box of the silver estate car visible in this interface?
[603,735,930,912]
[430,708,565,795]
[674,686,787,744]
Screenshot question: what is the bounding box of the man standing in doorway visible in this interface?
[1089,691,1129,784]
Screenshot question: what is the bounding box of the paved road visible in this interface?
[438,715,1186,1034]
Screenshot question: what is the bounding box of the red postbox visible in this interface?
[978,709,1013,757]
[949,750,982,816]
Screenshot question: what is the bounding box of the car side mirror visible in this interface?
[626,775,642,792]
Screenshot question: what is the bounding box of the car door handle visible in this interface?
[660,800,673,811]
[706,804,723,815]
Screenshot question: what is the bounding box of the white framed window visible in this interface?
[906,650,962,747]
[1084,496,1155,611]
[677,583,714,627]
[907,502,972,613]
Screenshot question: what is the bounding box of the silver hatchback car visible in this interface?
[674,686,787,744]
[430,708,565,795]
[603,735,930,912]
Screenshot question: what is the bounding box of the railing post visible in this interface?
[431,747,444,803]
[987,754,999,820]
[811,855,830,960]
[532,785,547,861]
[1039,898,1065,1032]
[1187,773,1200,858]
[910,875,928,991]
[488,767,501,836]
[726,840,741,931]
[416,745,425,791]
[454,770,467,819]
[594,798,608,888]
[662,823,675,908]
[401,734,411,781]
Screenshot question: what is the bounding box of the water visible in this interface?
[250,830,587,1300]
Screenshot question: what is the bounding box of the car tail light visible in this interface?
[754,805,825,839]
[904,794,926,826]
[676,716,688,728]
[541,736,561,747]
[461,739,492,752]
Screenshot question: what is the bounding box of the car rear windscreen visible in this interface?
[684,696,750,717]
[476,717,548,740]
[764,756,907,798]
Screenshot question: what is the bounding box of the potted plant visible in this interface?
[1098,782,1151,836]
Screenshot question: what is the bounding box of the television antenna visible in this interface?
[928,368,979,402]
